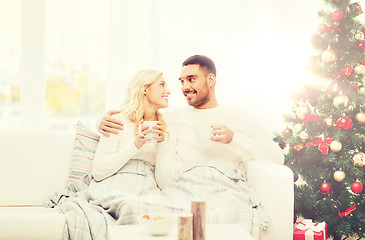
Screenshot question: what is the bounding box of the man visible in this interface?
[98,55,282,239]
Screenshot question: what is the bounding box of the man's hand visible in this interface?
[98,110,124,137]
[211,124,234,144]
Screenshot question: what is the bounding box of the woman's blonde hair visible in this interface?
[122,69,168,135]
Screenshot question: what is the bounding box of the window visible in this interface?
[0,0,21,129]
[0,0,110,131]
[44,0,110,130]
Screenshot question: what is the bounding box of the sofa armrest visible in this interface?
[244,161,294,240]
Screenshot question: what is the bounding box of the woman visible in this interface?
[88,69,171,198]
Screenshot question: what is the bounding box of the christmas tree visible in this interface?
[273,0,365,239]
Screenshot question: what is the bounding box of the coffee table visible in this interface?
[109,223,254,240]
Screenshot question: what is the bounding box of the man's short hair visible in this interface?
[182,55,217,76]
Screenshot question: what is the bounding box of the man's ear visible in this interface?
[208,73,216,87]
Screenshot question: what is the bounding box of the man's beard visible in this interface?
[188,91,210,108]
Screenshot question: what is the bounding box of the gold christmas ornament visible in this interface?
[299,131,310,141]
[355,112,365,124]
[334,170,346,182]
[293,123,304,135]
[352,152,365,167]
[322,49,338,64]
[358,86,365,95]
[325,117,333,127]
[355,64,365,75]
[330,140,342,152]
[333,94,350,109]
[296,104,312,120]
[355,31,365,40]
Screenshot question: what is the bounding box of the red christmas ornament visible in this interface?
[355,40,365,51]
[303,114,322,123]
[332,10,344,21]
[351,182,363,194]
[282,128,293,139]
[336,116,353,130]
[317,23,328,34]
[320,182,331,194]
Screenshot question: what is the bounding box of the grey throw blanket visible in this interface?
[45,175,113,240]
[45,165,269,240]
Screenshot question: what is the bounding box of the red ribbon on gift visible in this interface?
[295,219,327,240]
[338,205,356,217]
[326,65,354,92]
[306,138,333,154]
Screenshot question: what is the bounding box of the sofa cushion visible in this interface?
[0,130,74,206]
[0,206,65,240]
[68,121,100,185]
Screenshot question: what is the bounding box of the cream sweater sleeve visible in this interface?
[155,126,177,189]
[92,116,140,182]
[228,110,284,163]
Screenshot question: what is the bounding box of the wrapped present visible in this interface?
[293,219,327,240]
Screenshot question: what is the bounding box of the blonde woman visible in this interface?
[88,69,171,198]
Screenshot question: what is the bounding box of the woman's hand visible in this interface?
[152,121,165,142]
[134,121,153,149]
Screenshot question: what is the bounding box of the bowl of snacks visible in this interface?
[139,213,177,236]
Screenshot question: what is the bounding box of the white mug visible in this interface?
[194,123,212,144]
[138,121,158,143]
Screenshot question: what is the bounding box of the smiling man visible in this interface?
[97,55,283,239]
[179,56,218,109]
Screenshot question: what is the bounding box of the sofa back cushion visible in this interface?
[68,121,100,185]
[0,130,75,206]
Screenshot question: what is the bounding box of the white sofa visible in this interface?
[0,129,294,240]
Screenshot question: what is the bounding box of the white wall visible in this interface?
[1,0,329,132]
[108,0,326,135]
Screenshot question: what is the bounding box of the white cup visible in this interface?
[194,123,211,144]
[139,121,158,143]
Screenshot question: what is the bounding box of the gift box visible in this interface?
[293,219,327,240]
